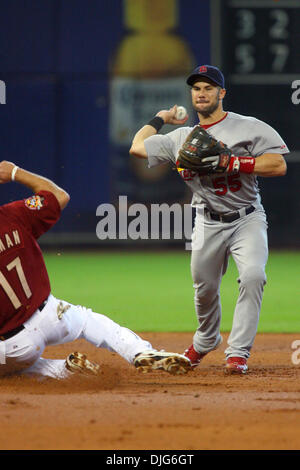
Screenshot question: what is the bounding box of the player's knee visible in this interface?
[239,266,267,287]
[194,280,219,304]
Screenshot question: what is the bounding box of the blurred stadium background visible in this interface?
[0,0,299,332]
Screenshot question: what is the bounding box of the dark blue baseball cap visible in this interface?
[186,65,225,88]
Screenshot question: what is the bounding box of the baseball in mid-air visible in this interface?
[175,106,188,120]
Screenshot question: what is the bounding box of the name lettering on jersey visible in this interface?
[0,230,21,253]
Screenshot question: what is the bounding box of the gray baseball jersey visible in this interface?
[144,111,289,213]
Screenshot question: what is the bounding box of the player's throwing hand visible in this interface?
[156,105,189,126]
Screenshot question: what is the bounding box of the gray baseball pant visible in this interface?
[191,208,268,359]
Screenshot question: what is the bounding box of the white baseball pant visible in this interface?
[0,294,152,379]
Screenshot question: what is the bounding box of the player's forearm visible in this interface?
[253,154,287,177]
[14,167,70,210]
[129,106,188,159]
[129,124,158,159]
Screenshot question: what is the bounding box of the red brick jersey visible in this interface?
[0,191,61,334]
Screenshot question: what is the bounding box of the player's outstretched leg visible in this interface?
[22,353,100,379]
[133,350,191,375]
[28,296,192,377]
[19,352,100,379]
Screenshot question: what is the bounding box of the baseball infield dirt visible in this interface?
[0,332,300,451]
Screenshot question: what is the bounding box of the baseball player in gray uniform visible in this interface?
[129,65,288,374]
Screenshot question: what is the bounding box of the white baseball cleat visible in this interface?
[133,350,192,375]
[65,352,100,376]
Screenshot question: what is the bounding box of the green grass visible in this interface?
[44,250,300,333]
